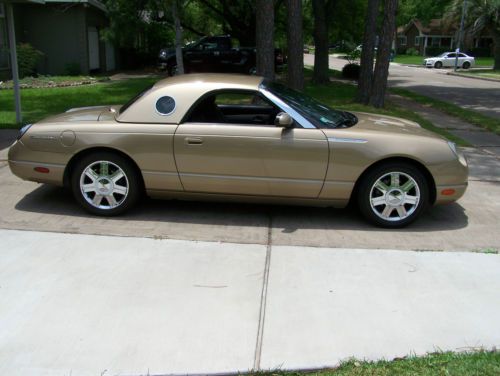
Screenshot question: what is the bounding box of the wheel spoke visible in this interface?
[82,184,96,193]
[85,169,99,182]
[92,194,103,206]
[374,180,389,194]
[106,194,117,207]
[110,170,124,183]
[371,196,386,207]
[401,180,416,193]
[404,195,418,205]
[100,161,109,176]
[381,205,394,218]
[113,184,127,196]
[396,205,407,218]
[390,173,400,187]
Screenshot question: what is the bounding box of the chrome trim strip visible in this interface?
[328,137,368,144]
[259,88,316,129]
[180,172,322,184]
[9,160,65,168]
[30,135,57,140]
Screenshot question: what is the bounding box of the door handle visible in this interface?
[185,137,203,145]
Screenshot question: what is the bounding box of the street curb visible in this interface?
[446,71,500,83]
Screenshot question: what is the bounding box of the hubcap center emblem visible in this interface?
[386,189,404,206]
[97,178,113,194]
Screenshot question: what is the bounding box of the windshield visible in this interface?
[262,80,353,129]
[437,52,449,57]
[119,85,153,114]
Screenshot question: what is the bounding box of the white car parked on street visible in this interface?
[424,52,475,69]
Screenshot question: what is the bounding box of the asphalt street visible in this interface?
[303,54,500,120]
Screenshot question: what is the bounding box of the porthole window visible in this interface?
[155,96,176,115]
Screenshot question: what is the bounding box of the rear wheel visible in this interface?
[462,61,471,69]
[71,152,141,216]
[434,61,443,69]
[357,163,429,228]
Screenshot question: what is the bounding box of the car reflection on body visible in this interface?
[8,74,468,227]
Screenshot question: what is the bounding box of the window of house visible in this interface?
[414,36,420,46]
[399,36,407,46]
[441,38,452,47]
[431,37,441,46]
[0,4,9,70]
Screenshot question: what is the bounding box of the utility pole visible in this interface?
[454,0,467,71]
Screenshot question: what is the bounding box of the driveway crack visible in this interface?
[253,214,273,371]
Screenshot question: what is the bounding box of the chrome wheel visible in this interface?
[79,160,129,210]
[369,172,420,222]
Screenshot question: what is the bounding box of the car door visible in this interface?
[444,53,456,67]
[173,91,329,198]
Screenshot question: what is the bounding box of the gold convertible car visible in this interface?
[8,74,468,227]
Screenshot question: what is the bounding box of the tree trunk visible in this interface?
[356,0,380,104]
[312,0,330,84]
[493,29,500,71]
[256,0,275,79]
[171,0,184,74]
[287,0,304,90]
[369,0,398,108]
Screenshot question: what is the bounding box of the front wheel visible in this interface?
[434,61,443,69]
[71,152,141,216]
[357,163,429,228]
[462,61,471,69]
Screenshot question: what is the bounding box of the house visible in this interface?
[0,0,117,79]
[396,18,493,56]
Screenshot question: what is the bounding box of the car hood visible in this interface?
[37,105,121,123]
[346,111,443,140]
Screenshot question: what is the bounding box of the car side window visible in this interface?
[185,90,285,127]
[458,53,467,58]
[447,53,456,58]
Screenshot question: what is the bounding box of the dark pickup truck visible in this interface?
[158,35,286,76]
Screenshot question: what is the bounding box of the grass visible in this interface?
[302,67,468,146]
[253,351,500,376]
[394,55,494,67]
[453,69,500,80]
[391,87,500,136]
[0,69,471,146]
[0,77,158,128]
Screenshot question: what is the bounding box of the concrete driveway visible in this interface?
[303,54,500,119]
[0,145,499,252]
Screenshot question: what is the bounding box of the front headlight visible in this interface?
[17,124,32,140]
[448,141,467,166]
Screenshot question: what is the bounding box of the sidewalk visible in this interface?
[1,229,499,375]
[389,94,500,157]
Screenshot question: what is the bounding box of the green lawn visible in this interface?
[254,351,500,376]
[0,71,468,146]
[0,77,158,128]
[453,69,500,80]
[0,75,108,89]
[394,55,494,67]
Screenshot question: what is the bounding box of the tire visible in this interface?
[357,163,429,228]
[71,152,141,216]
[462,61,471,69]
[434,61,443,69]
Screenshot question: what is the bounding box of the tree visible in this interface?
[312,0,335,84]
[356,0,380,104]
[255,0,275,79]
[447,0,500,70]
[170,0,185,74]
[287,0,304,90]
[370,0,398,107]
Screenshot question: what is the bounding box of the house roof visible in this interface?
[398,18,455,36]
[42,0,106,12]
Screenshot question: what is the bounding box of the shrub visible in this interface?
[406,47,420,56]
[342,63,360,80]
[17,43,44,78]
[466,47,492,57]
[425,47,449,57]
[64,62,81,76]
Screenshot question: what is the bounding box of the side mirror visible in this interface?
[275,112,294,129]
